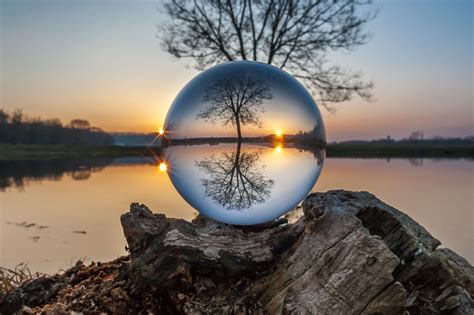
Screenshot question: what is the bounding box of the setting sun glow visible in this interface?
[158,128,165,136]
[158,162,168,172]
[275,130,282,137]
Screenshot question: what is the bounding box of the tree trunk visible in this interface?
[1,190,473,314]
[235,139,241,161]
[235,114,242,141]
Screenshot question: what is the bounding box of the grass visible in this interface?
[0,144,151,160]
[0,263,44,295]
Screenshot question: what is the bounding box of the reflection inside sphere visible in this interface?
[195,142,274,211]
[161,61,326,225]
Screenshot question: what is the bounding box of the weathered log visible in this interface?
[1,190,472,314]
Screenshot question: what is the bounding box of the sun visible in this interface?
[158,128,165,136]
[275,130,282,137]
[158,162,168,172]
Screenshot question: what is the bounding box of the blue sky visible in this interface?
[1,0,472,141]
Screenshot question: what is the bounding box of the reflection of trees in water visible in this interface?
[196,142,274,210]
[71,168,93,180]
[293,146,325,166]
[0,158,112,191]
[408,158,423,167]
[314,149,325,166]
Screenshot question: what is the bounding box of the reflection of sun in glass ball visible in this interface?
[163,61,326,225]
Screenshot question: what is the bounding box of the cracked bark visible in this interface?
[1,190,472,314]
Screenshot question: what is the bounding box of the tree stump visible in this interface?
[1,190,473,314]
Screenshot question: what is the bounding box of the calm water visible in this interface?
[0,155,472,274]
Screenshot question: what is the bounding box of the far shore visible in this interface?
[1,143,473,160]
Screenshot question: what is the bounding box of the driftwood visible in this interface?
[1,190,473,314]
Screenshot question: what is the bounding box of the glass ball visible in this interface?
[163,61,325,225]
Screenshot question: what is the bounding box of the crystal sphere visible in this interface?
[163,61,325,225]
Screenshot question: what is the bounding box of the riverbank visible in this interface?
[0,144,150,160]
[1,143,473,160]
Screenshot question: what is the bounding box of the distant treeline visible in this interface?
[327,135,474,158]
[333,137,474,146]
[0,109,113,146]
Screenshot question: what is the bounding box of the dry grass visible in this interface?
[0,263,44,295]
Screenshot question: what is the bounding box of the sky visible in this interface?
[1,0,472,141]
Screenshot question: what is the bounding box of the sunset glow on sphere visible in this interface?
[163,61,326,225]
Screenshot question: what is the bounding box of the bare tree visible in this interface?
[11,109,25,124]
[69,119,91,130]
[197,77,271,140]
[161,0,375,110]
[0,109,9,124]
[196,142,274,210]
[408,131,424,141]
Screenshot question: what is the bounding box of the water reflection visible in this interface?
[0,157,154,191]
[0,158,113,191]
[408,157,424,167]
[196,141,274,210]
[0,156,472,274]
[165,144,324,225]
